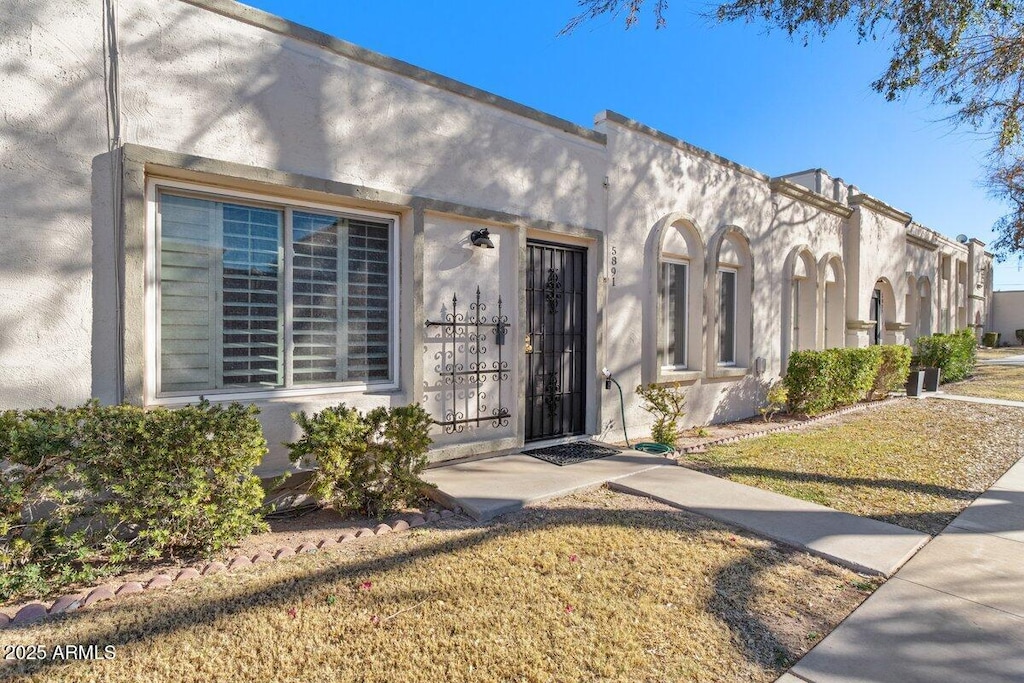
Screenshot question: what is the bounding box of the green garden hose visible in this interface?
[633,442,675,455]
[606,375,630,447]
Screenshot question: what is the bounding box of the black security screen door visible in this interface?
[525,241,587,441]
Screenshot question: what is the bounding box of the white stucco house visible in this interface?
[0,0,994,476]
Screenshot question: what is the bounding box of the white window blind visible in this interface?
[157,189,394,397]
[221,204,283,388]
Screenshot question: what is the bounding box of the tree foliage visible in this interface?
[563,0,1024,256]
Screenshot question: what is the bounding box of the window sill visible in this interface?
[711,366,748,379]
[657,369,702,383]
[148,382,401,407]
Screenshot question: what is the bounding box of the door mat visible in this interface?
[523,441,622,466]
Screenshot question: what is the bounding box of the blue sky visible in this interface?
[243,0,1022,289]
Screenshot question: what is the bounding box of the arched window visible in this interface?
[708,227,752,372]
[783,246,818,362]
[645,214,705,382]
[820,254,845,349]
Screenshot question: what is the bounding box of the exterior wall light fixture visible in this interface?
[754,357,767,375]
[470,228,495,248]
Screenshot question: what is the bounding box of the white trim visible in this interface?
[145,178,401,405]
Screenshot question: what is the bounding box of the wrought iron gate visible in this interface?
[525,241,587,441]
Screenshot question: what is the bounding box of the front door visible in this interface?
[525,241,587,441]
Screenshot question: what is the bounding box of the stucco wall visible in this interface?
[597,114,848,441]
[990,291,1024,345]
[0,0,606,474]
[0,0,108,407]
[0,0,998,474]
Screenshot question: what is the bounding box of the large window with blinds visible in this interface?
[154,185,397,398]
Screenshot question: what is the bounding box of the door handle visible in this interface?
[524,335,533,354]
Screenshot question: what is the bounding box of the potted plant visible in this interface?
[905,355,925,397]
[916,335,947,392]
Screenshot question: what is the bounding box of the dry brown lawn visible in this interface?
[679,400,1024,535]
[945,363,1024,402]
[0,489,874,683]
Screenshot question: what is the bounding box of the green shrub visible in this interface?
[916,329,977,382]
[1016,329,1024,345]
[784,347,883,415]
[982,331,1000,347]
[287,404,434,518]
[870,345,913,399]
[759,380,789,422]
[0,401,268,601]
[635,383,687,447]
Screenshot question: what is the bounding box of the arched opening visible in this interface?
[871,278,897,345]
[644,213,706,383]
[707,226,753,371]
[658,219,704,374]
[782,246,818,363]
[820,255,845,349]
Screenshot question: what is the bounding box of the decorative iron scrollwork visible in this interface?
[425,287,511,434]
[543,371,560,420]
[544,268,562,314]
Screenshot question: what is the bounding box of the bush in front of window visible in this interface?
[869,345,913,399]
[759,380,789,422]
[0,401,268,602]
[916,329,978,383]
[287,403,434,518]
[784,347,884,415]
[635,382,687,448]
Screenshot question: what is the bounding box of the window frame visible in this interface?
[717,267,738,366]
[659,257,689,372]
[145,178,401,405]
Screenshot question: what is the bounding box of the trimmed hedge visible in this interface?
[287,403,434,518]
[784,347,885,415]
[871,345,914,399]
[916,329,978,383]
[0,401,268,601]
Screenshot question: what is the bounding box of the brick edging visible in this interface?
[0,506,464,629]
[674,396,905,455]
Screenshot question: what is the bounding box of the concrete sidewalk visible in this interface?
[785,456,1024,683]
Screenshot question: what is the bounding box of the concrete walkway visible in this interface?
[785,456,1024,683]
[925,392,1024,408]
[426,447,928,577]
[609,467,929,577]
[979,353,1024,365]
[423,449,670,521]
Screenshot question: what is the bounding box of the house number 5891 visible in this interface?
[610,246,617,287]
